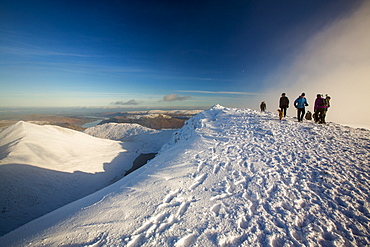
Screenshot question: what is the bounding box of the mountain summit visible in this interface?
[1,106,369,246]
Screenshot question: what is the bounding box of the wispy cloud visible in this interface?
[0,30,92,58]
[178,90,263,95]
[0,44,92,58]
[265,1,370,126]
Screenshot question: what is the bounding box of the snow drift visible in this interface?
[1,105,369,246]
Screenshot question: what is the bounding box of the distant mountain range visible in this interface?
[0,110,203,131]
[97,110,203,129]
[99,114,186,129]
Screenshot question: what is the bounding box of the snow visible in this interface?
[0,121,174,237]
[128,114,172,119]
[0,121,123,173]
[83,122,158,140]
[1,105,370,246]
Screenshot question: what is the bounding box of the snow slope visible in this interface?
[1,106,370,246]
[0,121,124,173]
[0,122,173,237]
[83,122,176,154]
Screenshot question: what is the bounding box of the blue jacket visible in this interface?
[294,96,308,108]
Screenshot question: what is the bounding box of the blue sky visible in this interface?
[0,0,366,111]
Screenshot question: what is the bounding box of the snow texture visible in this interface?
[1,105,369,246]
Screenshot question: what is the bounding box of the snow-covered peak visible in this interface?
[1,107,369,246]
[0,121,27,145]
[210,104,226,110]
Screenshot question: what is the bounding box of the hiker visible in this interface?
[260,101,266,111]
[324,95,331,117]
[294,93,309,122]
[314,94,329,124]
[279,93,289,117]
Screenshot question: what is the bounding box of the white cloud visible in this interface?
[265,1,370,127]
[178,90,263,95]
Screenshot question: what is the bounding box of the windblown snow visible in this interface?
[1,105,369,246]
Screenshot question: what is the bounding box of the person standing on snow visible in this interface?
[314,94,329,124]
[294,93,309,122]
[260,101,266,111]
[324,95,331,119]
[279,93,289,117]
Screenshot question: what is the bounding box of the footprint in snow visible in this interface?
[157,215,177,233]
[163,189,181,203]
[176,201,190,217]
[211,203,222,216]
[127,233,145,247]
[189,174,207,190]
[237,216,249,229]
[174,233,198,247]
[197,160,206,172]
[226,178,236,194]
[224,162,232,171]
[213,163,221,174]
[134,212,169,236]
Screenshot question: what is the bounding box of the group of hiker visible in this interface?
[260,93,331,124]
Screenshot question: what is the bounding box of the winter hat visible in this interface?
[301,93,305,96]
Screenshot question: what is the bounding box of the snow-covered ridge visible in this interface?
[0,121,130,236]
[1,106,370,246]
[0,121,173,237]
[160,104,228,150]
[0,121,124,173]
[83,122,158,140]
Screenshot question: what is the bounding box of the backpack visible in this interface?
[305,111,312,120]
[320,98,328,107]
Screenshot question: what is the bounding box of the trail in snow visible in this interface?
[125,106,370,246]
[0,105,369,247]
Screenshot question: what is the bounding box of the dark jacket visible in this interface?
[260,102,266,111]
[279,96,289,108]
